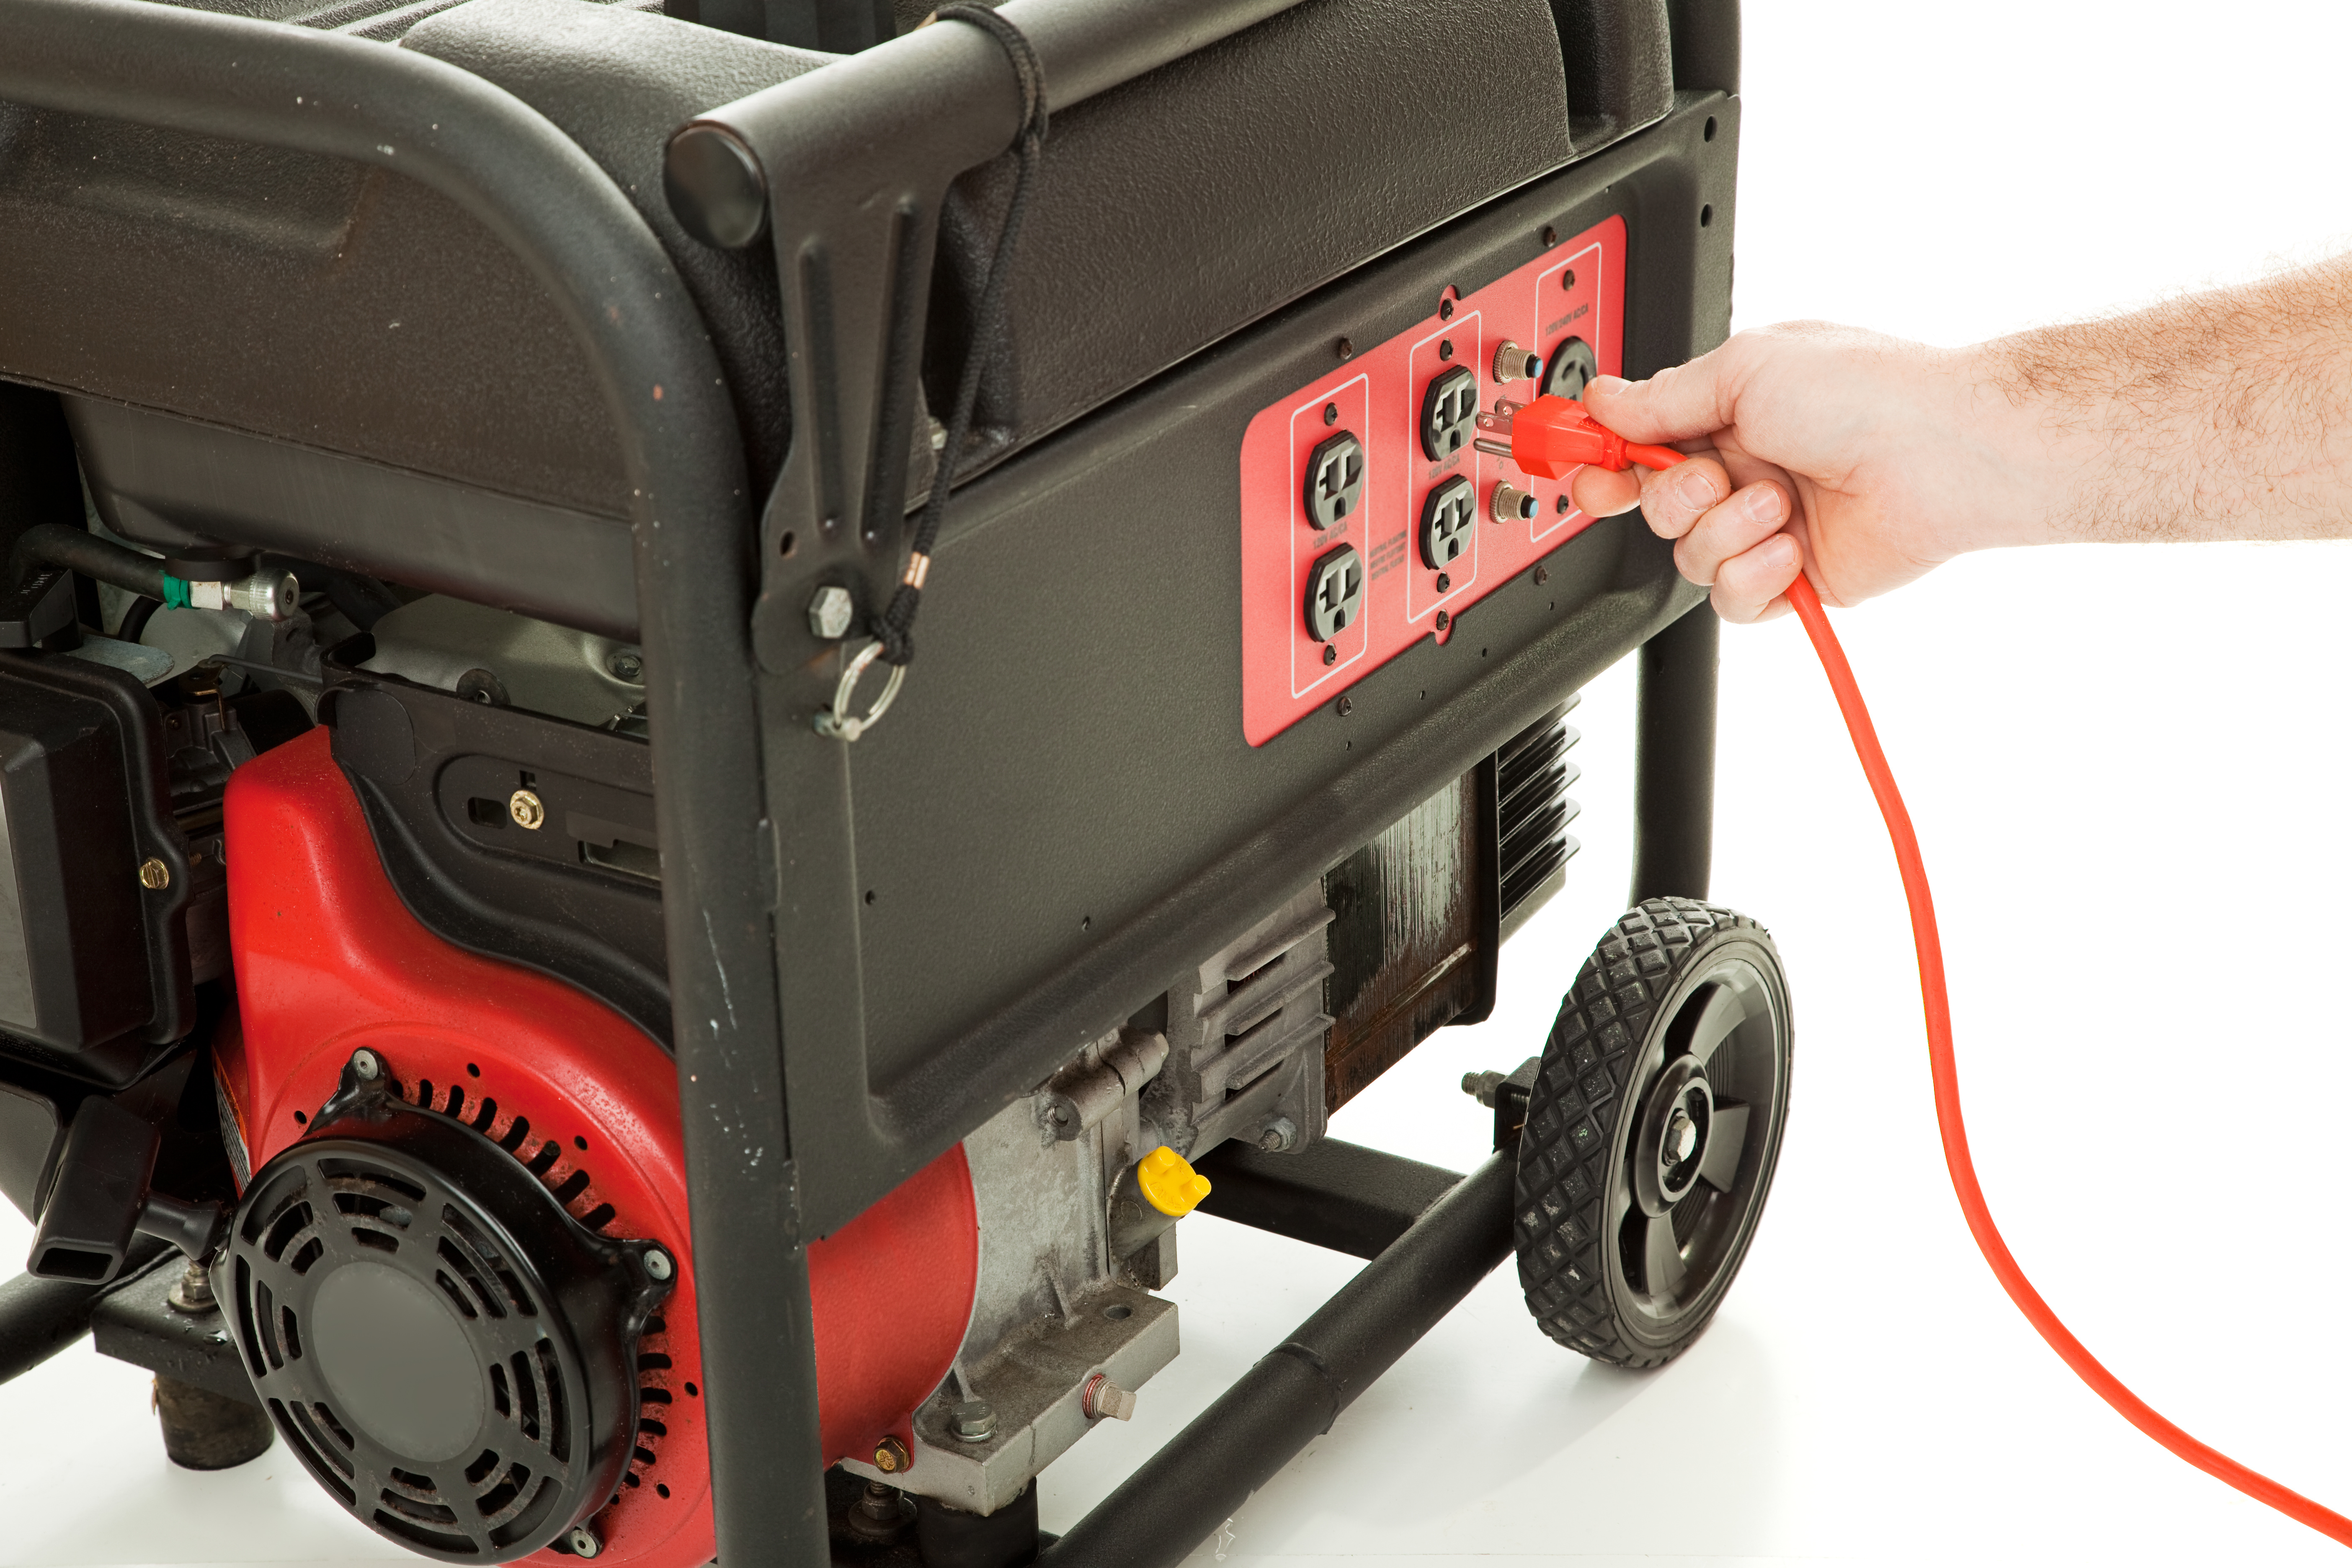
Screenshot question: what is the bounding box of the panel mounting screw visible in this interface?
[949,1400,996,1442]
[1534,565,1551,586]
[1335,696,1353,717]
[1542,224,1559,246]
[605,647,644,683]
[873,1436,912,1473]
[1335,336,1354,360]
[350,1050,381,1082]
[566,1525,602,1558]
[137,857,170,890]
[509,789,546,830]
[808,585,856,641]
[1435,611,1451,632]
[643,1248,674,1282]
[1321,645,1336,666]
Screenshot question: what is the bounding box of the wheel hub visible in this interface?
[1633,1055,1714,1216]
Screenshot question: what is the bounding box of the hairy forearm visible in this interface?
[1979,255,2352,547]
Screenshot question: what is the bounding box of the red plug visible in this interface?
[1473,394,1686,478]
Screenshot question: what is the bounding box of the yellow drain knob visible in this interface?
[1135,1146,1211,1217]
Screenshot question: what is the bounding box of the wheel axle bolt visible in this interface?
[1663,1108,1698,1166]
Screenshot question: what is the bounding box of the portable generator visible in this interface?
[0,2,1778,1565]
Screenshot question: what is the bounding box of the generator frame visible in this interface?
[0,1,1738,1563]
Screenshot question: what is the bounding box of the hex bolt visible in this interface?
[1256,1116,1299,1153]
[1492,340,1540,382]
[350,1049,382,1082]
[808,585,856,641]
[606,647,644,683]
[508,789,546,830]
[1081,1374,1137,1422]
[873,1436,912,1473]
[1490,482,1537,524]
[566,1525,602,1559]
[643,1248,674,1282]
[1663,1109,1698,1167]
[949,1400,996,1443]
[137,857,170,890]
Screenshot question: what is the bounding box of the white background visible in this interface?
[9,3,2352,1563]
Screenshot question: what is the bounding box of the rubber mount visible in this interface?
[1514,899,1792,1368]
[226,1057,673,1562]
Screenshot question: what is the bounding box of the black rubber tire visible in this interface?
[1514,897,1793,1369]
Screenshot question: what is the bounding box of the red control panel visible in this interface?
[1238,214,1627,745]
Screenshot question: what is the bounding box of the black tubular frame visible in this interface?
[0,2,1730,1563]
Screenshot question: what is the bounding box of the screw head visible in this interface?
[1435,572,1451,593]
[567,1525,602,1558]
[350,1049,381,1082]
[643,1248,674,1282]
[873,1436,911,1473]
[1335,336,1354,360]
[949,1400,996,1442]
[808,585,856,641]
[1534,565,1551,585]
[1335,695,1353,717]
[606,647,644,683]
[137,857,170,890]
[1321,644,1336,666]
[508,789,546,830]
[1435,610,1451,631]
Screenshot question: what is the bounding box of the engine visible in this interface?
[0,551,1578,1561]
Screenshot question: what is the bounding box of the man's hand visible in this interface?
[1567,325,2036,621]
[1571,258,2352,621]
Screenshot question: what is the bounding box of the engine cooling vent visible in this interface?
[1496,704,1581,941]
[227,1073,672,1563]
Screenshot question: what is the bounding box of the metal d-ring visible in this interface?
[814,639,906,741]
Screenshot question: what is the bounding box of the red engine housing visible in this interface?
[217,730,978,1568]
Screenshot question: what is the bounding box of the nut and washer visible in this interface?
[808,585,856,641]
[643,1248,674,1282]
[949,1400,996,1443]
[350,1050,382,1082]
[137,857,171,890]
[1256,1116,1299,1153]
[566,1526,602,1559]
[508,789,546,830]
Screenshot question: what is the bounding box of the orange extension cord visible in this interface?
[1498,392,2352,1547]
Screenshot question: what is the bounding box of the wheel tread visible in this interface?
[1512,897,1771,1369]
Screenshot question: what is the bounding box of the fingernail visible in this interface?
[1673,467,1718,509]
[1585,375,1631,397]
[1744,485,1785,524]
[1762,534,1797,567]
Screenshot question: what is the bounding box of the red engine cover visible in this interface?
[219,730,978,1567]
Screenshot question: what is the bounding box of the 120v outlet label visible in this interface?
[1237,214,1626,746]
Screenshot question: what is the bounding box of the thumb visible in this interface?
[1580,340,1743,445]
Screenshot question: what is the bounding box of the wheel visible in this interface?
[1514,897,1793,1368]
